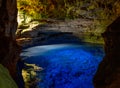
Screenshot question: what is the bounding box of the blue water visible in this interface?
[21,44,104,88]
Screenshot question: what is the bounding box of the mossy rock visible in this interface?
[18,24,30,29]
[0,64,18,88]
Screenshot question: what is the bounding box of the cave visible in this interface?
[0,0,120,88]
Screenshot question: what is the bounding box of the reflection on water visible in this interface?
[21,44,104,88]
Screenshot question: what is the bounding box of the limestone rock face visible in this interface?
[0,0,23,87]
[93,17,120,88]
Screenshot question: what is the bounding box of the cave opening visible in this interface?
[0,0,120,88]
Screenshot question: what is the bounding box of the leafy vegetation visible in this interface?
[17,0,80,20]
[17,0,120,20]
[17,0,120,44]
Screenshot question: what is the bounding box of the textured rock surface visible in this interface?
[0,0,24,88]
[93,17,120,88]
[16,19,103,48]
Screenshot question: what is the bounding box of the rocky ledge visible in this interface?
[16,19,103,48]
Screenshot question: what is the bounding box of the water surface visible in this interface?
[21,44,104,88]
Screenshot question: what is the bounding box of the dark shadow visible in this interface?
[22,23,85,49]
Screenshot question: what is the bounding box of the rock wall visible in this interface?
[0,0,24,88]
[93,17,120,88]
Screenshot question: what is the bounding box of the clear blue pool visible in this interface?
[21,44,104,88]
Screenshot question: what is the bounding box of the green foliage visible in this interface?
[17,0,120,20]
[17,0,84,20]
[95,0,120,22]
[17,0,120,44]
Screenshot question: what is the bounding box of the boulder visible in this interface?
[93,17,120,88]
[0,0,24,88]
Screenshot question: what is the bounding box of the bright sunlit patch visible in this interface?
[21,44,104,88]
[21,44,81,57]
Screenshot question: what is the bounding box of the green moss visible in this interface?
[83,34,104,44]
[0,64,18,88]
[18,24,30,29]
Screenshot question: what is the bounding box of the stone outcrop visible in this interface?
[0,0,24,88]
[16,19,103,48]
[93,17,120,88]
